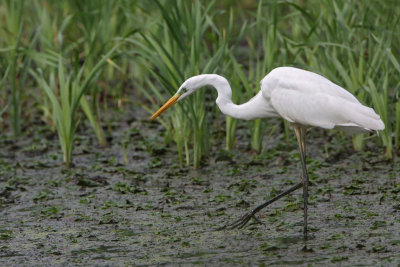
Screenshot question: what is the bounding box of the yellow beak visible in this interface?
[150,94,180,121]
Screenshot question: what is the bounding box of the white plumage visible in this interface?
[173,67,384,133]
[261,67,384,132]
[151,66,384,239]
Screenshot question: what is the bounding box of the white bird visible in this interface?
[150,67,384,239]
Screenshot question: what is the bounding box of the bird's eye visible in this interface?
[181,88,188,94]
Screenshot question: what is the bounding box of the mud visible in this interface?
[1,107,399,266]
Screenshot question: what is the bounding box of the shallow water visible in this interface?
[1,107,399,266]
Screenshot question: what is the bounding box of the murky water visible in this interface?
[1,108,399,266]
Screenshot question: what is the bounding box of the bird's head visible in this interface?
[150,76,205,120]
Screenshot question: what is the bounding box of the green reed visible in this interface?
[31,46,118,167]
[228,1,287,152]
[129,0,230,168]
[0,0,31,137]
[281,0,399,156]
[0,0,398,164]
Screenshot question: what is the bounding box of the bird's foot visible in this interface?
[217,182,303,231]
[217,210,263,230]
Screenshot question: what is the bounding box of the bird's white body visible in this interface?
[178,67,384,133]
[152,66,385,238]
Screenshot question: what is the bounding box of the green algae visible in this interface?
[0,108,399,266]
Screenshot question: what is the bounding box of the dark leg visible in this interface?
[218,182,302,230]
[293,125,309,240]
[219,124,310,240]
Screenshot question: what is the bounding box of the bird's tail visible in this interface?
[337,102,384,132]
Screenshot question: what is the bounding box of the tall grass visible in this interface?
[31,46,118,167]
[65,0,120,147]
[0,0,399,166]
[390,51,400,151]
[0,0,35,137]
[228,1,285,152]
[301,1,399,157]
[129,0,231,168]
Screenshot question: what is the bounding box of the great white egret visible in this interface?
[150,67,384,239]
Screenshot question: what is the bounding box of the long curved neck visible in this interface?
[194,74,276,120]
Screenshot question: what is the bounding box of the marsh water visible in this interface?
[1,107,399,266]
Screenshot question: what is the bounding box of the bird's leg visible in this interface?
[293,124,309,240]
[218,181,303,230]
[219,125,310,234]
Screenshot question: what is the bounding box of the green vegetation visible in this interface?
[31,47,118,167]
[0,0,399,167]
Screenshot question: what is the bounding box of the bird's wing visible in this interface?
[270,89,384,131]
[261,67,361,105]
